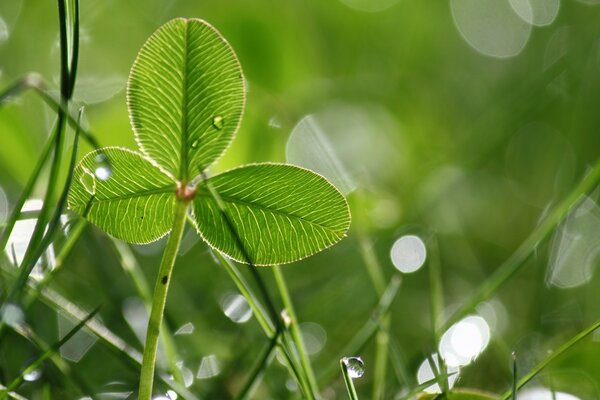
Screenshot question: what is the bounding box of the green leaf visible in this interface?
[127,18,245,182]
[192,163,351,266]
[67,147,177,244]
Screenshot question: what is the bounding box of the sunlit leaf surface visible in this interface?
[128,18,245,182]
[192,163,350,265]
[68,147,176,244]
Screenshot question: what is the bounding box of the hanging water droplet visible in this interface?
[341,356,365,379]
[94,153,112,181]
[190,139,199,149]
[23,368,42,382]
[212,115,224,130]
[80,171,96,195]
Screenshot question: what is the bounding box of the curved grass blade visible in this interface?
[68,147,177,244]
[6,307,100,391]
[499,319,600,400]
[127,18,245,182]
[192,163,351,265]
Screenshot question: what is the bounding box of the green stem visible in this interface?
[112,239,184,385]
[443,159,600,332]
[0,128,56,251]
[236,332,280,400]
[318,275,401,386]
[273,266,319,399]
[340,359,359,400]
[7,307,99,391]
[499,320,600,400]
[138,199,189,400]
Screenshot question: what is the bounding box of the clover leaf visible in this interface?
[67,18,351,266]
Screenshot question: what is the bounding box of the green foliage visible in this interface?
[68,18,350,265]
[193,163,350,265]
[68,147,176,244]
[127,18,244,182]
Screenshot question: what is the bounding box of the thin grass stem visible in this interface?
[340,358,360,400]
[6,307,99,391]
[273,265,320,398]
[443,160,600,332]
[318,275,401,386]
[499,319,600,400]
[236,332,280,400]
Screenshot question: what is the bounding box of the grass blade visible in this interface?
[236,332,280,400]
[318,275,401,386]
[443,160,600,332]
[499,319,600,400]
[340,358,360,400]
[6,307,100,391]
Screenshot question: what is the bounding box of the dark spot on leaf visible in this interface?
[161,275,168,284]
[140,215,144,220]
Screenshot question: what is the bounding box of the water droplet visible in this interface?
[390,235,427,273]
[190,139,199,149]
[281,309,292,327]
[94,153,112,181]
[0,303,24,328]
[341,356,365,379]
[197,354,220,379]
[23,368,42,382]
[212,115,224,130]
[221,293,252,323]
[80,171,96,195]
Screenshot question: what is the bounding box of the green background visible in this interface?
[1,0,600,398]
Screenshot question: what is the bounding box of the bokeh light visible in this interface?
[390,235,427,273]
[451,0,532,58]
[439,315,491,367]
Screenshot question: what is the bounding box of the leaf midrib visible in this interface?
[195,191,347,235]
[87,186,175,204]
[179,20,190,182]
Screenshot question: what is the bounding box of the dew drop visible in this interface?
[212,115,224,130]
[281,309,292,327]
[190,139,199,149]
[80,171,96,195]
[94,153,112,181]
[23,368,42,382]
[341,356,365,379]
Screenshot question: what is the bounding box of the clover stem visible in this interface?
[138,198,189,400]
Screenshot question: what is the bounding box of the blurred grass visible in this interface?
[2,0,600,398]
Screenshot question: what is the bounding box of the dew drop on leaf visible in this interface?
[341,356,365,378]
[212,115,224,130]
[80,171,96,195]
[190,139,199,149]
[94,153,112,181]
